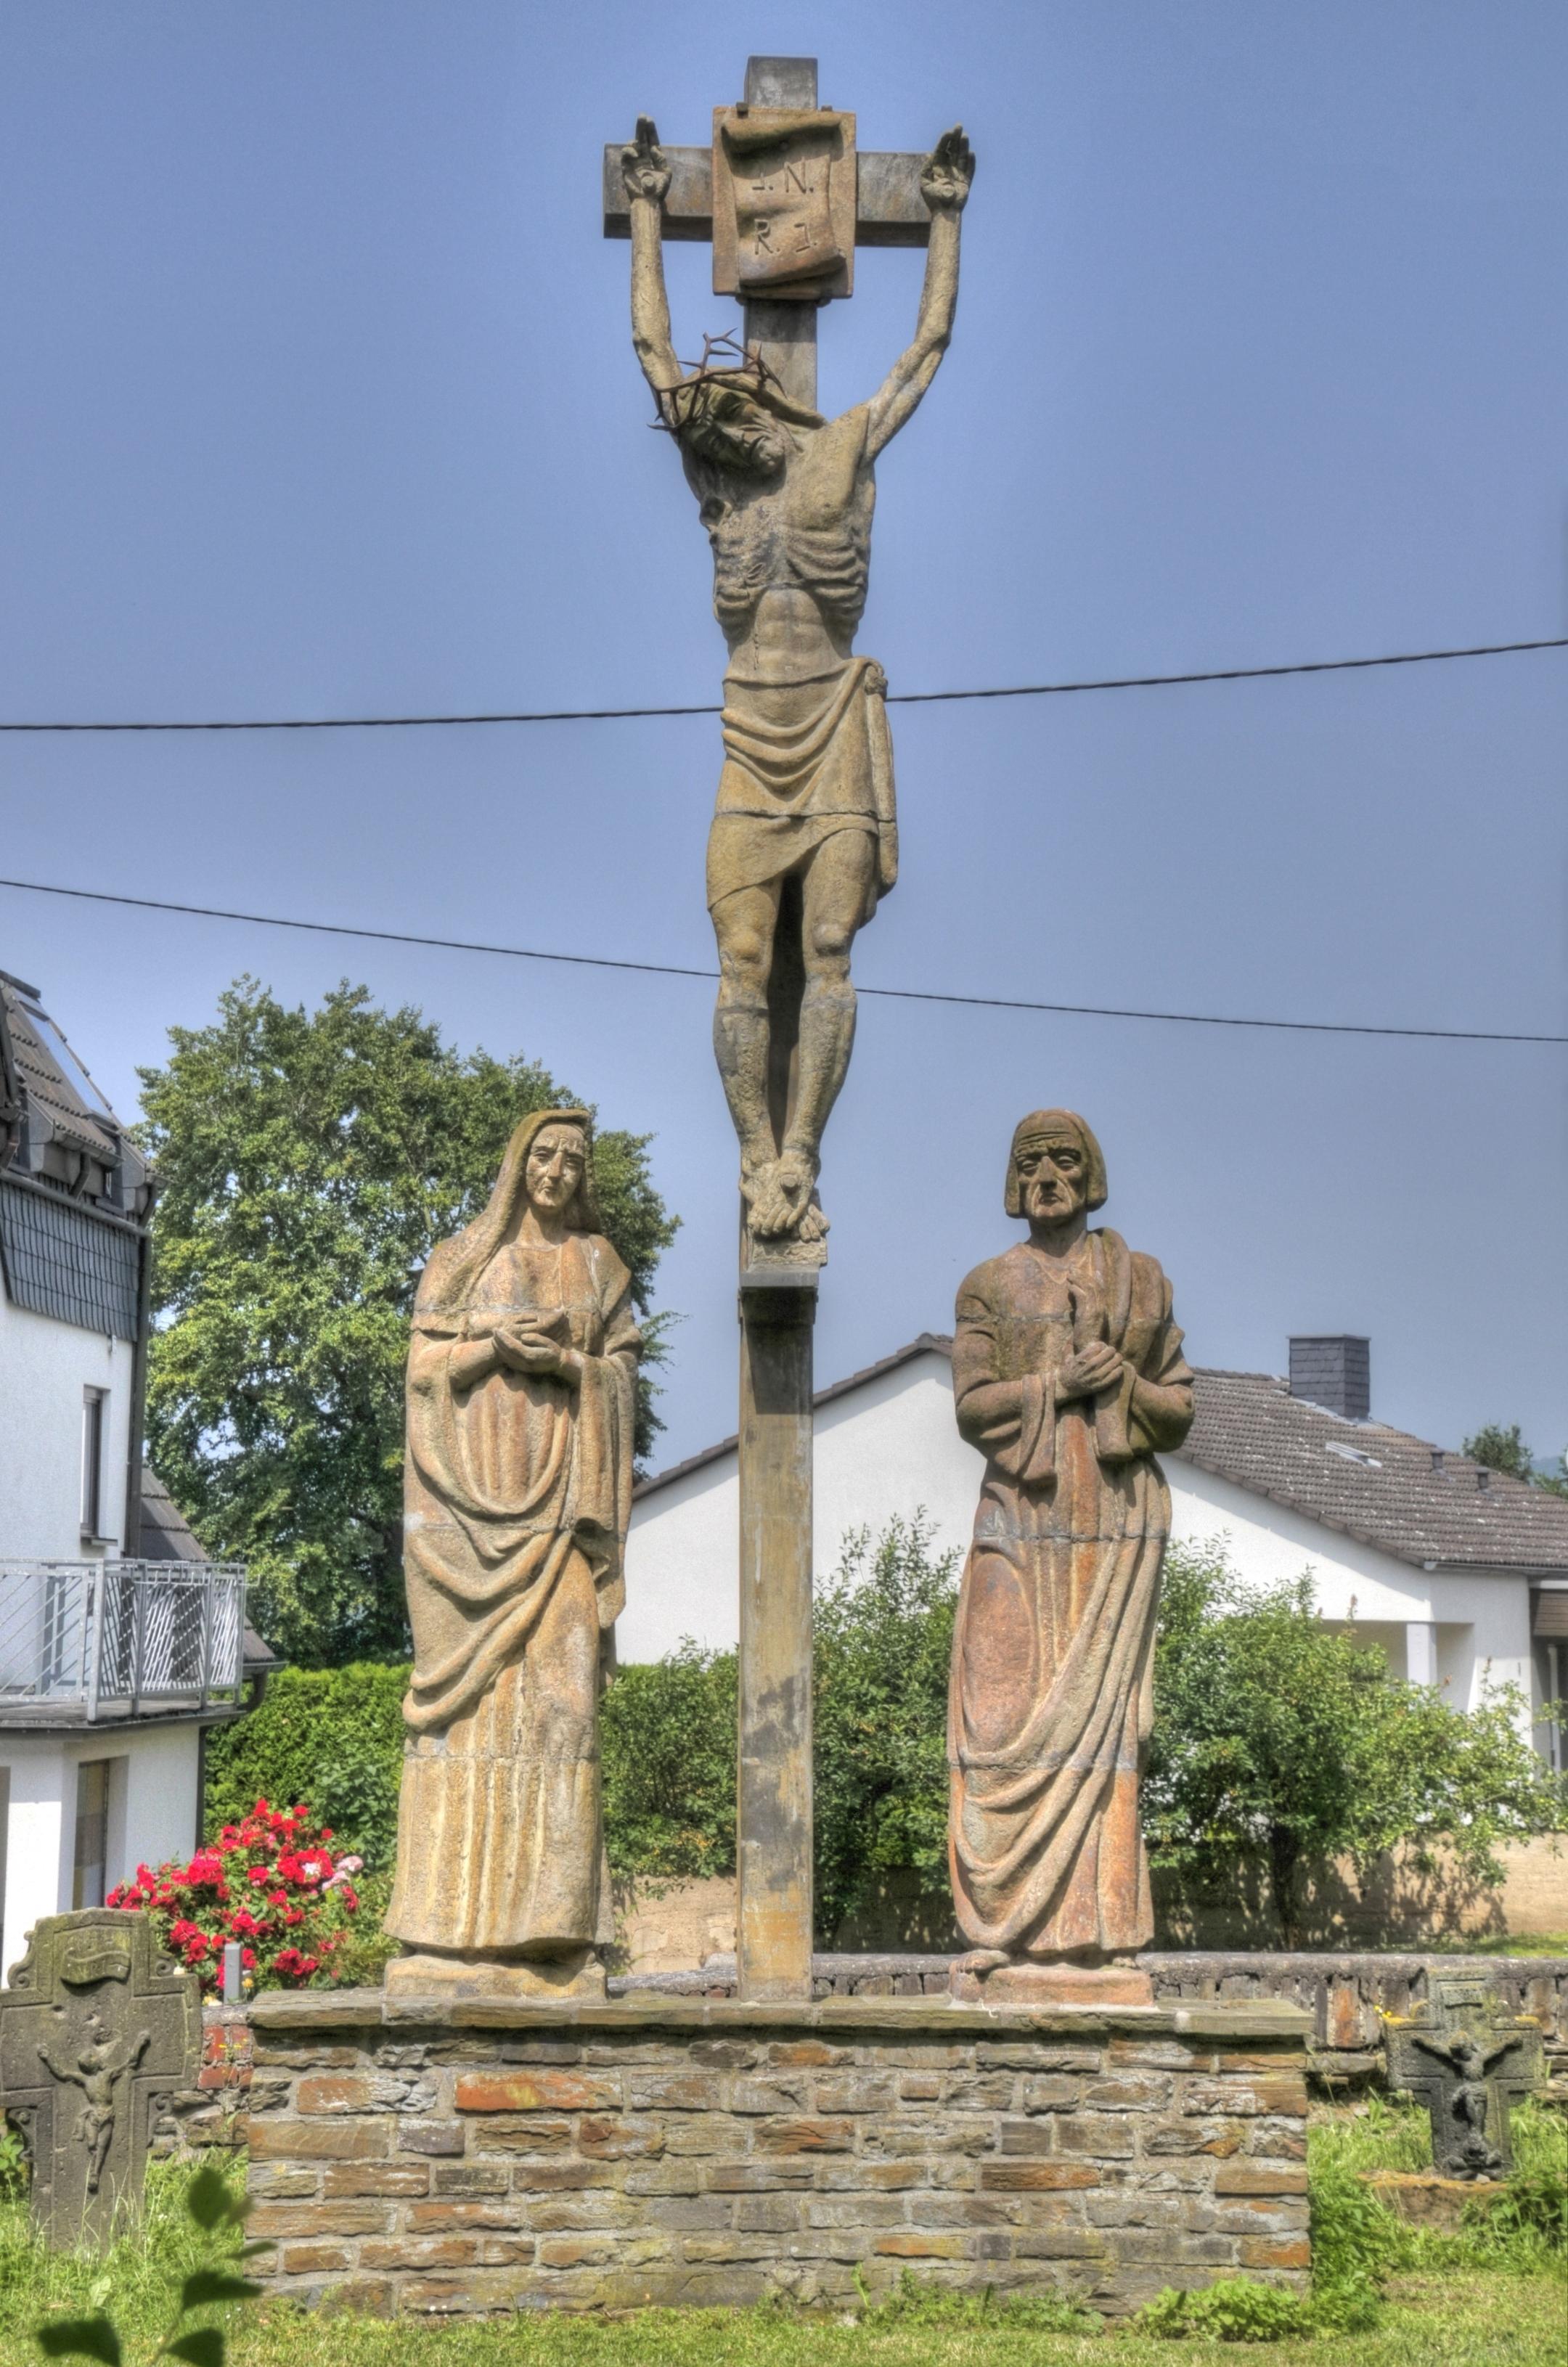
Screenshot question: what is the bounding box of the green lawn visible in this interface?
[0,2104,1559,2365]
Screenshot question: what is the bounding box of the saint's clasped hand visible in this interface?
[1056,1341,1124,1402]
[491,1323,582,1387]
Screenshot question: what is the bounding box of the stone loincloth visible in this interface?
[706,657,895,908]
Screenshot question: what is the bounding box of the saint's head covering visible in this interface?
[1003,1108,1108,1217]
[422,1108,600,1312]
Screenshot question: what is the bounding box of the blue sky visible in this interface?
[1,2,1564,1474]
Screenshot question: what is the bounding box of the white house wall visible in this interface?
[0,1721,200,1985]
[1169,1460,1533,1728]
[0,1289,134,1558]
[623,1351,1535,1747]
[622,1350,979,1662]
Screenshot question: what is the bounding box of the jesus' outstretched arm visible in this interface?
[622,118,682,403]
[865,126,975,459]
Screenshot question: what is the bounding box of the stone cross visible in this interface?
[1384,1974,1546,2180]
[0,1909,200,2246]
[603,58,944,2004]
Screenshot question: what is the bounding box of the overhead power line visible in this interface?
[0,875,1560,1046]
[0,634,1564,733]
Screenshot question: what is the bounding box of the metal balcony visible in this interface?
[0,1560,247,1723]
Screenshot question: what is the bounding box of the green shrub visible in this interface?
[203,1664,408,1871]
[1135,2276,1310,2340]
[1466,2159,1568,2258]
[1146,1545,1567,1944]
[812,1518,957,1943]
[601,1644,738,1883]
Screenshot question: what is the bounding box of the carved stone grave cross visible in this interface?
[603,53,934,409]
[1384,1973,1546,2180]
[0,1910,200,2246]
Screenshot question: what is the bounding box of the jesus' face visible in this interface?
[1014,1134,1090,1229]
[526,1125,587,1218]
[685,388,789,478]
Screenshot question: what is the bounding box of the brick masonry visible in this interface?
[242,1991,1310,2318]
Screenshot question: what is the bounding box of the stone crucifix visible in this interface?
[605,58,973,2001]
[606,57,973,1266]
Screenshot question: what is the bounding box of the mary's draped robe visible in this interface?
[947,1230,1193,1957]
[385,1227,638,1957]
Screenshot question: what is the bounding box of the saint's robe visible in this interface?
[948,1229,1193,1956]
[385,1227,638,1956]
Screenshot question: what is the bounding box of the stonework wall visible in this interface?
[627,1950,1568,2090]
[242,1993,1309,2319]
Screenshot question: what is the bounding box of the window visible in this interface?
[81,1389,107,1541]
[73,1759,110,1910]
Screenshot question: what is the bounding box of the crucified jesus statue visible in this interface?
[622,117,974,1258]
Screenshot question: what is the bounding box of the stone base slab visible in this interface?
[1364,2170,1506,2231]
[244,1989,1310,2319]
[949,1958,1156,2008]
[385,1951,606,2002]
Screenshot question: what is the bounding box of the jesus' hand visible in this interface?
[621,117,671,206]
[920,126,975,215]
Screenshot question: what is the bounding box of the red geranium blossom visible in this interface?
[107,1799,359,1995]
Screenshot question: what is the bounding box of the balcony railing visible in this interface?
[0,1560,247,1721]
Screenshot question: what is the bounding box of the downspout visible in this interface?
[121,1178,158,1555]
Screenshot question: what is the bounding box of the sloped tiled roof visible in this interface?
[0,972,134,1171]
[637,1335,1568,1577]
[1178,1368,1568,1576]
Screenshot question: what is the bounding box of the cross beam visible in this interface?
[601,147,932,247]
[605,54,930,410]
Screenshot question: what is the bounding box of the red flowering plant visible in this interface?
[107,1799,363,1992]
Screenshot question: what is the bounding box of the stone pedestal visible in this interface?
[385,1953,607,2003]
[245,1988,1310,2319]
[950,1959,1156,2008]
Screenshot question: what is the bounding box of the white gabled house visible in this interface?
[624,1330,1567,1773]
[0,969,274,1979]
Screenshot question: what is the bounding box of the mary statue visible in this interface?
[385,1108,640,1997]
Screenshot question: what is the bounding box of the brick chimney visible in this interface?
[1289,1336,1370,1421]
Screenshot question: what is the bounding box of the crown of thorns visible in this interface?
[653,332,820,436]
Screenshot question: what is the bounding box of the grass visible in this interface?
[1419,1934,1568,1958]
[0,2107,1559,2366]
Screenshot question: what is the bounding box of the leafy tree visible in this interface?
[138,978,677,1666]
[1144,1544,1567,1943]
[1464,1423,1568,1497]
[812,1517,958,1941]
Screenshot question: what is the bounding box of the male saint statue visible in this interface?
[621,116,974,1253]
[947,1111,1194,1993]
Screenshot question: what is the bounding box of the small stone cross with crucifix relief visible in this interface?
[604,56,973,1267]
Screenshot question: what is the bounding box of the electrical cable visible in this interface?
[0,634,1564,732]
[0,875,1559,1045]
